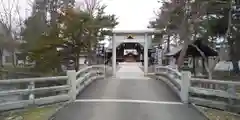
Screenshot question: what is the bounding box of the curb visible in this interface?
[192,104,240,120]
[48,101,71,120]
[191,104,210,120]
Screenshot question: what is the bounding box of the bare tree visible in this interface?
[0,0,19,67]
[0,0,33,67]
[176,0,218,78]
[82,0,101,15]
[77,0,101,65]
[175,0,209,68]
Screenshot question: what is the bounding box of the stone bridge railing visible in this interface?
[0,65,112,111]
[154,66,240,113]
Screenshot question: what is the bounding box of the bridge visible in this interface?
[0,29,239,119]
[52,62,205,120]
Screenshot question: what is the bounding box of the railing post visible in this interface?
[67,70,77,101]
[154,65,158,73]
[180,71,191,104]
[96,66,101,76]
[227,84,236,111]
[28,81,35,105]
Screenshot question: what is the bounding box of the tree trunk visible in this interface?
[232,59,239,73]
[74,53,80,71]
[167,35,170,52]
[11,51,16,67]
[177,40,190,68]
[176,1,190,68]
[230,49,240,74]
[192,44,212,79]
[0,49,3,68]
[202,57,205,74]
[193,56,196,76]
[166,34,170,64]
[229,39,240,74]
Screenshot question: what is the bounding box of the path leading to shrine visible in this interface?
[52,62,206,120]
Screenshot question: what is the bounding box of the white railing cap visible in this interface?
[0,76,67,84]
[191,78,240,85]
[155,66,182,77]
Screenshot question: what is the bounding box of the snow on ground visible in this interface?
[214,61,240,71]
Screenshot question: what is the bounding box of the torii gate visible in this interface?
[111,29,161,76]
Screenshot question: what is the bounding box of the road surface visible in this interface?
[53,62,206,120]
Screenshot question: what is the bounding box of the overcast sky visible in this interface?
[1,0,160,30]
[102,0,160,30]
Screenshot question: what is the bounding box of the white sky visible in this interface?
[1,0,160,30]
[102,0,160,30]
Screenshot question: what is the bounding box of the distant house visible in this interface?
[0,22,14,66]
[0,22,22,66]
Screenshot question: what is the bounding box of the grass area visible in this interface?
[1,65,33,72]
[196,106,240,120]
[0,104,62,120]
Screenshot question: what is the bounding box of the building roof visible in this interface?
[106,41,153,51]
[165,46,182,56]
[165,40,218,57]
[112,29,163,34]
[123,52,138,56]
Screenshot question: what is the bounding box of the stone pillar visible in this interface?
[180,71,191,103]
[157,48,162,65]
[144,33,148,75]
[67,70,77,101]
[112,34,117,77]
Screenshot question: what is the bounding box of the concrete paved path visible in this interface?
[53,62,206,120]
[116,62,146,79]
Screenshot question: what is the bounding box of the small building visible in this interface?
[165,40,218,76]
[123,52,138,62]
[105,31,155,63]
[0,22,16,66]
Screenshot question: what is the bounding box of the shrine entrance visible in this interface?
[124,53,137,62]
[116,42,143,62]
[110,29,161,76]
